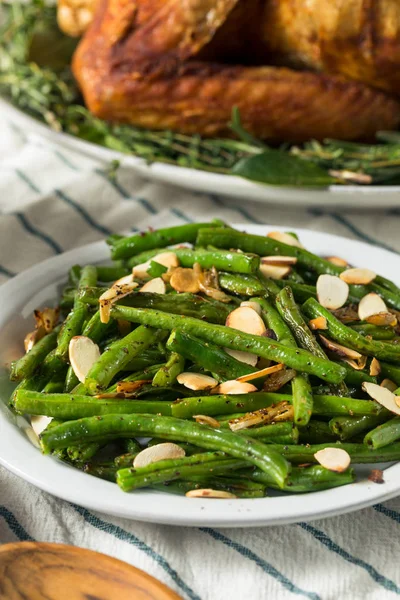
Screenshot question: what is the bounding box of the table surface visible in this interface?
[1,115,400,600]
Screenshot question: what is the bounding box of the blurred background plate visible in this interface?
[2,98,400,209]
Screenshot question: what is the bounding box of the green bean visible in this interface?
[60,287,76,310]
[124,350,166,372]
[364,417,400,449]
[220,421,298,444]
[110,221,224,260]
[123,438,142,454]
[331,414,388,441]
[64,365,79,393]
[68,265,82,287]
[154,478,266,498]
[172,393,383,419]
[273,280,318,303]
[10,327,61,381]
[255,295,313,426]
[84,464,117,482]
[82,310,116,344]
[127,248,168,268]
[350,324,396,341]
[299,420,338,444]
[42,380,65,394]
[218,273,266,297]
[380,363,400,386]
[335,361,377,387]
[251,465,355,492]
[14,390,173,419]
[302,298,400,363]
[85,325,162,395]
[166,330,255,382]
[268,441,400,463]
[111,305,346,384]
[105,364,164,393]
[173,248,260,273]
[67,442,102,463]
[286,270,305,284]
[114,453,138,468]
[147,261,168,278]
[96,265,130,282]
[152,352,185,387]
[41,415,291,488]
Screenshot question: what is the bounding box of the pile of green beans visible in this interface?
[9,221,400,499]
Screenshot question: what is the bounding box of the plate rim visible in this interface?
[1,224,400,527]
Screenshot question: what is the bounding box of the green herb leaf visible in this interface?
[232,149,336,187]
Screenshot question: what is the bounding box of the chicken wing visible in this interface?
[72,0,400,142]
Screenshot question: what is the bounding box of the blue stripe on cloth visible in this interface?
[170,208,193,223]
[208,195,264,225]
[0,264,16,278]
[0,506,34,541]
[374,503,400,523]
[309,210,398,254]
[15,212,62,254]
[95,170,158,215]
[15,169,41,194]
[299,522,400,595]
[71,505,201,600]
[200,528,320,600]
[55,189,113,236]
[54,150,79,171]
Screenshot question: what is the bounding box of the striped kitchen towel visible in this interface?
[1,115,400,600]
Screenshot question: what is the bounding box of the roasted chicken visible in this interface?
[69,0,400,142]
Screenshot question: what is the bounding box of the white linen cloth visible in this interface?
[1,115,400,600]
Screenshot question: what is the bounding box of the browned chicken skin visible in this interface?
[72,0,400,142]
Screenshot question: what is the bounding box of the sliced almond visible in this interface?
[259,263,291,280]
[132,261,152,280]
[193,415,221,428]
[240,301,262,315]
[342,355,368,371]
[24,427,41,449]
[314,448,351,473]
[317,274,349,310]
[185,489,237,499]
[177,372,217,391]
[114,273,135,286]
[139,277,166,294]
[370,358,381,377]
[309,317,328,331]
[152,251,179,269]
[267,231,304,248]
[170,268,200,293]
[229,401,293,431]
[325,256,348,267]
[133,442,185,469]
[226,306,267,337]
[358,293,387,321]
[381,379,398,393]
[319,335,362,360]
[261,256,298,266]
[225,349,258,367]
[116,380,151,394]
[69,336,101,383]
[366,312,397,328]
[236,363,284,383]
[31,415,52,437]
[332,305,360,324]
[362,382,400,415]
[99,281,138,323]
[34,307,59,333]
[340,268,376,286]
[216,380,258,395]
[24,326,46,353]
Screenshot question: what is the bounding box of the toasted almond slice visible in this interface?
[317,274,349,310]
[185,489,237,499]
[259,263,291,280]
[24,427,41,449]
[314,448,351,473]
[193,415,221,428]
[99,281,138,323]
[225,349,258,367]
[133,442,185,469]
[177,372,217,391]
[69,336,101,383]
[325,256,348,267]
[34,307,59,333]
[114,273,135,286]
[362,382,400,415]
[140,277,166,294]
[132,261,152,280]
[216,380,258,395]
[340,268,377,286]
[31,415,52,437]
[381,379,398,393]
[308,317,328,331]
[240,301,262,315]
[226,306,267,337]
[152,251,179,269]
[236,363,284,383]
[319,335,362,360]
[229,401,293,431]
[366,312,397,327]
[170,268,200,293]
[358,293,387,321]
[24,326,46,352]
[342,355,368,371]
[370,358,381,377]
[261,256,298,266]
[116,380,151,394]
[267,231,304,248]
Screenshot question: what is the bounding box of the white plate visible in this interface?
[1,224,400,527]
[3,97,400,208]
